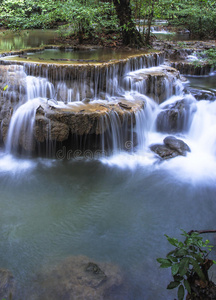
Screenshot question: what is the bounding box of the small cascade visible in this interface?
[5,98,45,154]
[188,100,216,154]
[99,111,132,155]
[123,65,183,103]
[155,94,197,133]
[26,76,55,100]
[170,61,213,76]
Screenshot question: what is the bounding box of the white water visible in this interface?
[3,54,216,186]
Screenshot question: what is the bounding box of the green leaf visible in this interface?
[160,262,172,268]
[171,263,179,276]
[190,252,204,263]
[3,84,8,91]
[167,281,180,290]
[184,279,191,294]
[178,284,185,300]
[167,255,178,263]
[165,235,179,246]
[176,249,187,257]
[179,258,189,277]
[190,258,206,281]
[157,258,171,264]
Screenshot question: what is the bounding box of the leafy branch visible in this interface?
[157,230,216,300]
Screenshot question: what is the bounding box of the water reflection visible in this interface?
[0,29,57,51]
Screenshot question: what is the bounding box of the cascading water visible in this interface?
[5,97,44,153]
[1,46,216,300]
[3,52,165,155]
[2,49,216,178]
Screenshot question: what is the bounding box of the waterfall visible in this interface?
[188,100,216,153]
[26,76,55,100]
[5,97,45,154]
[2,49,215,163]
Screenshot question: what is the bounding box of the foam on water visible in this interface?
[101,94,216,183]
[0,152,36,173]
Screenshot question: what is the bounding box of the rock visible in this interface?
[0,65,27,104]
[36,105,45,115]
[27,255,124,300]
[163,136,191,156]
[185,88,216,101]
[118,102,132,109]
[124,65,182,103]
[0,268,15,299]
[32,100,144,152]
[34,115,70,143]
[150,143,179,159]
[156,99,196,133]
[170,61,212,76]
[150,136,190,159]
[82,98,91,103]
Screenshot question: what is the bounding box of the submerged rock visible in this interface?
[27,255,124,300]
[0,268,15,299]
[150,135,190,160]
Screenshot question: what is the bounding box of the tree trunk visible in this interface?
[112,0,144,47]
[145,2,154,45]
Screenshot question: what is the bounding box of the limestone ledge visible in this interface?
[124,65,183,103]
[34,99,145,144]
[0,47,165,82]
[170,61,213,76]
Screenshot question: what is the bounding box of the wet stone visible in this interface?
[156,99,196,133]
[186,88,216,101]
[150,135,190,160]
[164,135,191,156]
[150,143,179,159]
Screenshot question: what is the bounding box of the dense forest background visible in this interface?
[0,0,216,46]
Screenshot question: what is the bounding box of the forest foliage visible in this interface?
[0,0,216,45]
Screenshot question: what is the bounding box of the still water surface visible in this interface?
[0,29,57,52]
[0,142,216,299]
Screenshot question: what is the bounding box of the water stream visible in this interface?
[0,44,216,299]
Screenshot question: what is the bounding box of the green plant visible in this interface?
[157,230,215,300]
[191,48,216,68]
[177,41,187,48]
[202,48,216,67]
